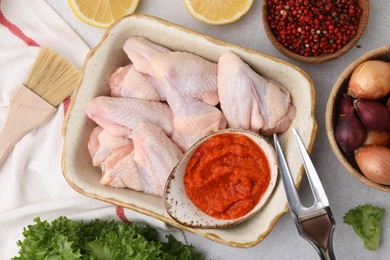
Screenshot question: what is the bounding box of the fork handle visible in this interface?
[317,243,336,260]
[299,211,336,260]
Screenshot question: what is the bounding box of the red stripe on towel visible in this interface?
[63,96,71,114]
[0,2,39,47]
[116,206,132,224]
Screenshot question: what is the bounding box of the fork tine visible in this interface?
[292,128,329,207]
[273,133,301,212]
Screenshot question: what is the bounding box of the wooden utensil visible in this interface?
[0,47,80,166]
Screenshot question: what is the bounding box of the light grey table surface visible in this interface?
[47,1,390,259]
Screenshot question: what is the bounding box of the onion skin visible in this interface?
[355,146,390,185]
[335,113,367,155]
[348,60,390,100]
[354,98,390,131]
[362,131,390,147]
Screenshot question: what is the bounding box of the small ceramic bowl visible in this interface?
[262,0,370,63]
[164,129,279,229]
[325,45,390,192]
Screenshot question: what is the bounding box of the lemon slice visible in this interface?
[183,0,253,25]
[68,0,140,28]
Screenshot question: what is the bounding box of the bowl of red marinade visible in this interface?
[326,45,390,192]
[164,128,279,229]
[262,0,370,63]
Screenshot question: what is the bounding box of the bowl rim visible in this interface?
[163,128,279,229]
[262,0,370,63]
[325,44,390,192]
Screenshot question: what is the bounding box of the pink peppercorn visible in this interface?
[267,0,362,57]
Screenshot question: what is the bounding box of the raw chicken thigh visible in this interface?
[86,96,174,138]
[151,52,226,150]
[132,122,183,197]
[218,52,296,135]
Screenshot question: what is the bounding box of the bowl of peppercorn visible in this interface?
[262,0,370,63]
[325,45,390,192]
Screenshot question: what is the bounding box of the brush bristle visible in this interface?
[24,47,80,107]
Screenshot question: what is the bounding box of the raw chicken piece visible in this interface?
[86,96,174,138]
[132,122,183,197]
[87,126,155,194]
[99,145,154,195]
[108,65,131,93]
[218,52,296,135]
[109,64,165,101]
[168,89,227,151]
[100,144,134,188]
[151,53,226,150]
[123,36,170,77]
[87,126,133,167]
[149,51,218,106]
[87,126,103,164]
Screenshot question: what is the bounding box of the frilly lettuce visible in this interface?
[343,204,385,251]
[12,216,205,260]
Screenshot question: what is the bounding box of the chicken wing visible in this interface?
[151,52,226,150]
[218,52,296,135]
[109,64,165,101]
[86,96,174,138]
[132,122,183,197]
[150,51,218,106]
[123,36,170,77]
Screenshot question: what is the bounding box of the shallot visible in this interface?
[348,60,390,100]
[362,131,390,147]
[335,112,366,154]
[354,98,390,131]
[337,93,355,115]
[355,146,390,185]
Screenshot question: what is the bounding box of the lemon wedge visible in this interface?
[183,0,253,25]
[68,0,140,28]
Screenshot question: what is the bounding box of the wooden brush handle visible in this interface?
[0,85,56,166]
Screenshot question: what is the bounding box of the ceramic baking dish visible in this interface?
[62,14,317,248]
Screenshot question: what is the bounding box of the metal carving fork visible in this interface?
[273,128,336,260]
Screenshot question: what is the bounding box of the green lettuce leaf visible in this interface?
[343,204,385,250]
[13,217,205,260]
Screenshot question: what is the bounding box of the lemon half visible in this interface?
[183,0,253,25]
[68,0,140,28]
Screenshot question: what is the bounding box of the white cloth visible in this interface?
[0,1,183,258]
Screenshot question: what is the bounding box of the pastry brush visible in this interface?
[0,47,80,166]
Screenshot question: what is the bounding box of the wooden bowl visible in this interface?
[325,45,390,192]
[262,0,370,63]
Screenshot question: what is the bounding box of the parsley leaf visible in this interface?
[343,204,385,251]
